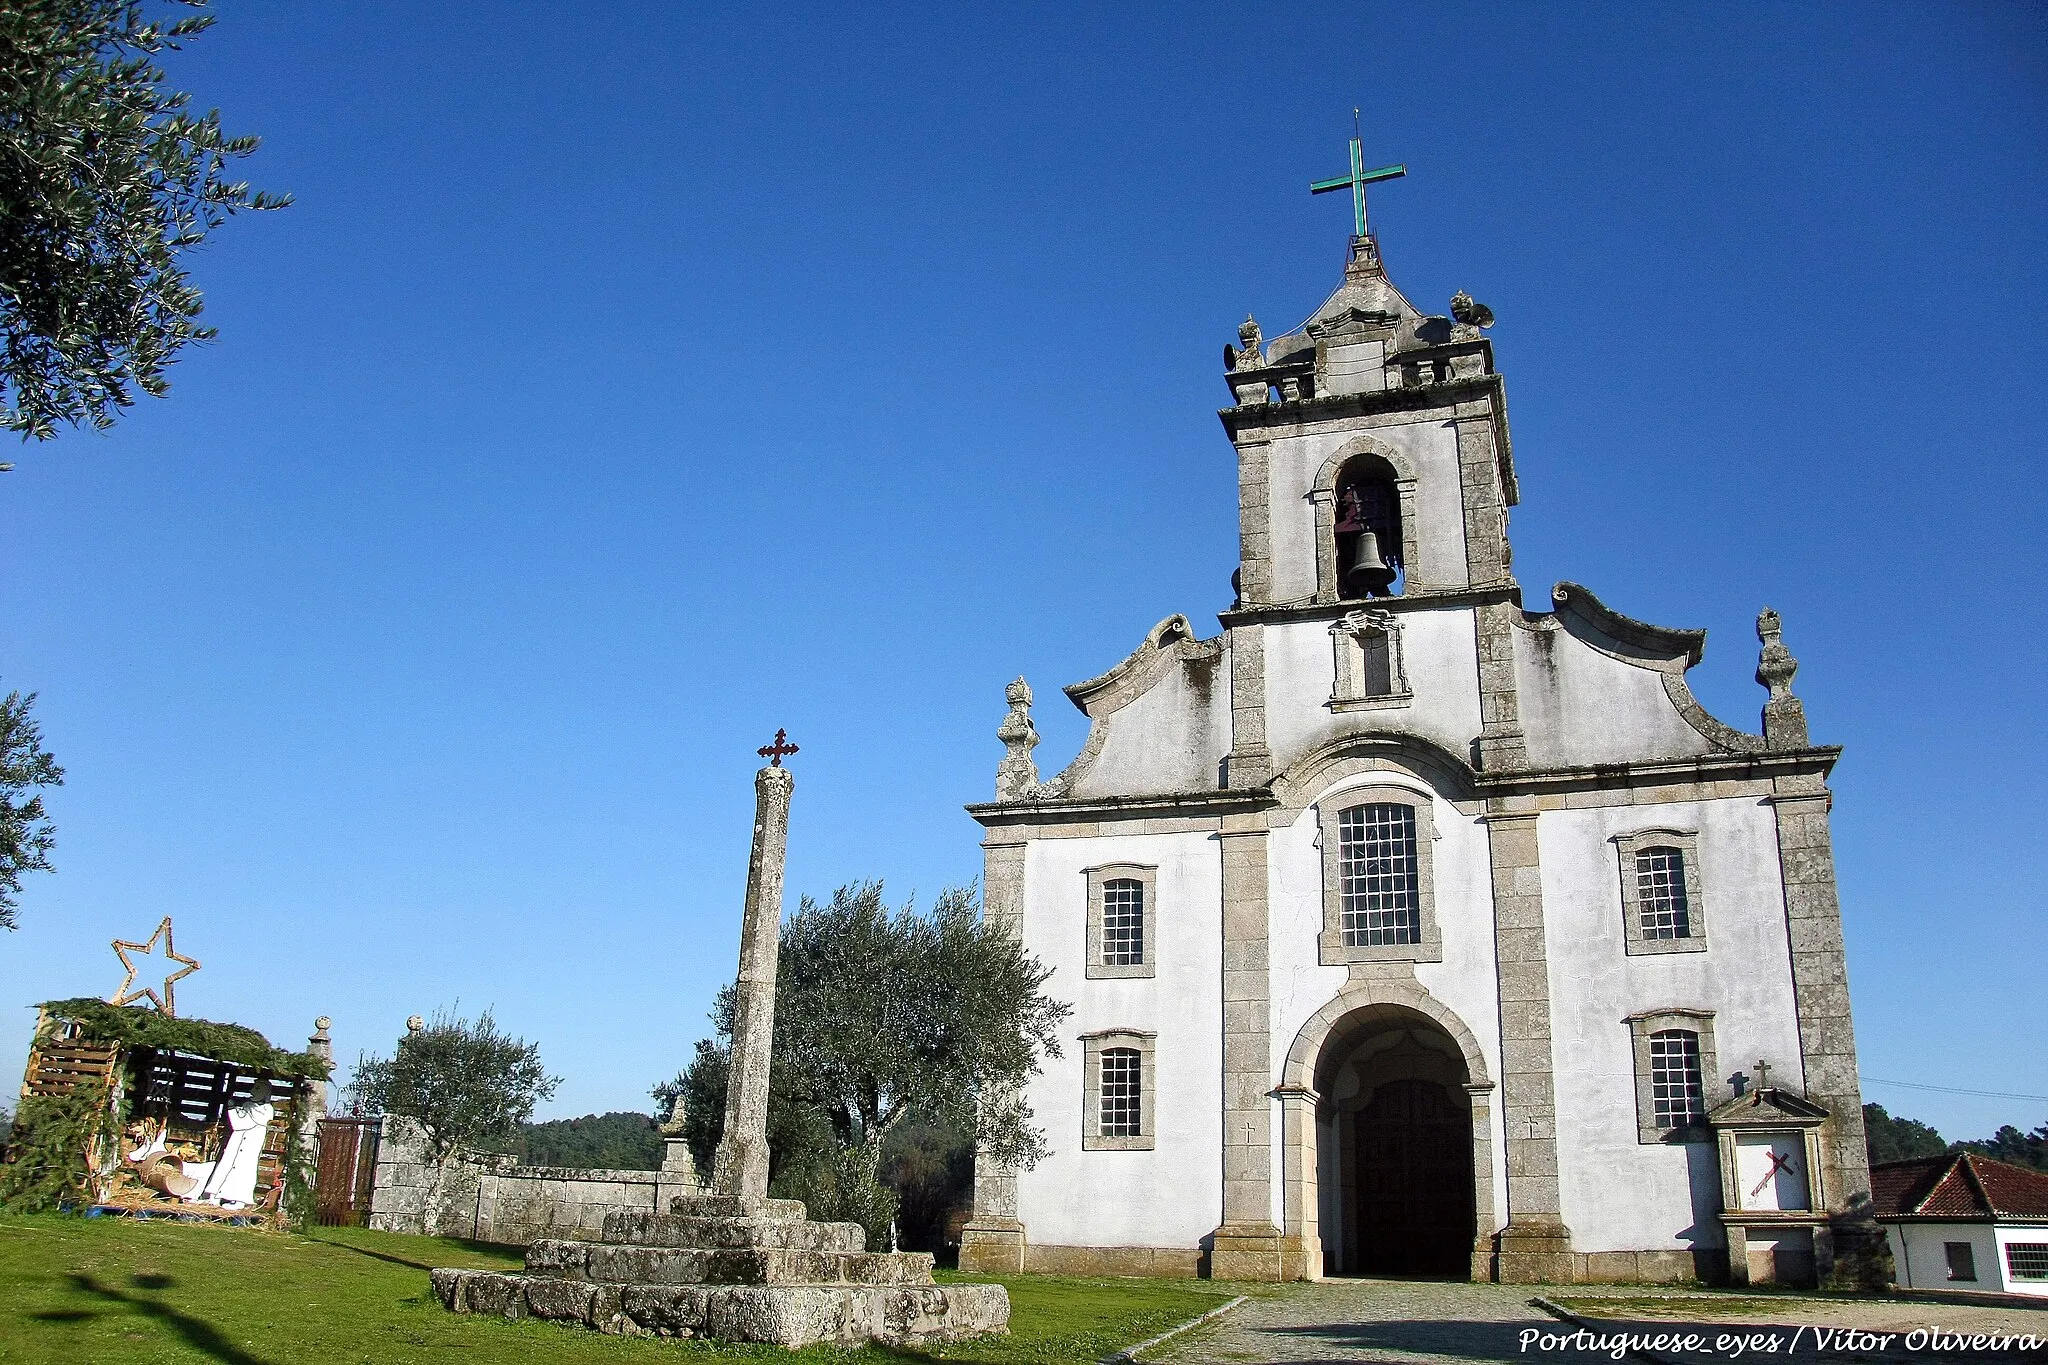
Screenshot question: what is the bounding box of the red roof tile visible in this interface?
[1870,1154,2048,1220]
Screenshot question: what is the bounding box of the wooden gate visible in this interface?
[313,1117,379,1226]
[1353,1078,1475,1277]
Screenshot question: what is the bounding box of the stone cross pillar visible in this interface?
[710,761,795,1205]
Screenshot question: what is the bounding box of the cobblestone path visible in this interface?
[1156,1279,2048,1364]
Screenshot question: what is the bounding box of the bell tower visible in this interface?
[1217,155,1523,783]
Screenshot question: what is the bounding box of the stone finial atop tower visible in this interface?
[1756,607,1809,750]
[995,677,1041,801]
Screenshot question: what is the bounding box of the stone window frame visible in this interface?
[1080,1030,1156,1151]
[1084,863,1157,979]
[1614,827,1708,956]
[1328,609,1412,712]
[1625,1008,1718,1144]
[1316,787,1442,965]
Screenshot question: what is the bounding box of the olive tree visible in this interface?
[351,1009,560,1165]
[0,690,63,930]
[1,0,289,441]
[659,882,1069,1248]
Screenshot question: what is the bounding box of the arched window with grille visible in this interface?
[1615,829,1707,955]
[1099,1049,1142,1137]
[1317,789,1442,965]
[1626,1009,1718,1142]
[1085,864,1156,978]
[1635,846,1690,939]
[1339,803,1420,946]
[1081,1030,1155,1150]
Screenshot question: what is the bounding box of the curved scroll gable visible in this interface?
[1034,615,1225,799]
[1551,582,1705,668]
[1281,979,1494,1095]
[1544,582,1765,756]
[1268,729,1479,821]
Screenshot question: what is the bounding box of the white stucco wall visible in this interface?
[1263,416,1469,604]
[1267,773,1509,1233]
[1514,622,1719,769]
[1014,830,1224,1247]
[1543,798,1804,1254]
[1886,1222,2042,1293]
[1069,648,1230,798]
[1261,608,1483,777]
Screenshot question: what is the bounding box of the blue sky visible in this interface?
[1,2,2043,1142]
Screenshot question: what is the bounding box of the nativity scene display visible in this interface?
[3,917,329,1225]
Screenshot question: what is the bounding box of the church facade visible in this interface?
[957,211,1879,1287]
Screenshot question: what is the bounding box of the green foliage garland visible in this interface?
[37,998,330,1079]
[0,1082,119,1214]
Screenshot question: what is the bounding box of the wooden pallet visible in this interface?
[20,1012,120,1102]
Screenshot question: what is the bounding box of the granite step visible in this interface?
[432,1269,1009,1348]
[602,1209,864,1252]
[525,1239,936,1287]
[668,1194,807,1220]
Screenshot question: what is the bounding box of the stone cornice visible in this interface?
[965,789,1270,829]
[1217,372,1517,508]
[1476,748,1841,797]
[1218,584,1520,629]
[966,747,1841,828]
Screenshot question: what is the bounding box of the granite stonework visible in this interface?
[435,755,1008,1346]
[432,1193,1009,1347]
[959,215,1880,1290]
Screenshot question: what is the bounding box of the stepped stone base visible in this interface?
[431,1192,1009,1348]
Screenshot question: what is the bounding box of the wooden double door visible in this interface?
[1350,1078,1475,1278]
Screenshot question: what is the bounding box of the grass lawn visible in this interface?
[0,1215,1241,1364]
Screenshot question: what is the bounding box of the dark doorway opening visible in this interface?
[1351,1077,1476,1277]
[1316,1014,1478,1280]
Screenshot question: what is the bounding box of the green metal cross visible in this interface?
[1311,128,1405,240]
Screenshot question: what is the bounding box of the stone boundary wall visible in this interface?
[364,1118,699,1247]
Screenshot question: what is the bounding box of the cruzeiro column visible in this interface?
[710,727,799,1204]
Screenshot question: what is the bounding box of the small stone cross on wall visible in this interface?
[1242,1120,1256,1144]
[758,729,799,767]
[1753,1059,1773,1093]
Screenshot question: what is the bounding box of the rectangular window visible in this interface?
[1635,846,1692,939]
[2008,1243,2048,1280]
[1101,879,1144,967]
[1945,1241,1977,1282]
[1338,803,1419,946]
[1648,1029,1704,1129]
[1100,1048,1142,1138]
[1361,632,1394,696]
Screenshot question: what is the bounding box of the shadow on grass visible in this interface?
[32,1272,277,1365]
[311,1230,519,1272]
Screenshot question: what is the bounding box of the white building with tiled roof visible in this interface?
[1874,1154,2048,1297]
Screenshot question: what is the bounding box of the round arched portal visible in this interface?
[1282,990,1497,1281]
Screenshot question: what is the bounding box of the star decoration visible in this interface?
[110,916,201,1016]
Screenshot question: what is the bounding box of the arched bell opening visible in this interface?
[1334,456,1404,599]
[1314,1007,1476,1278]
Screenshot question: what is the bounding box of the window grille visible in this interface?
[1100,1048,1142,1137]
[1338,804,1419,946]
[2008,1243,2048,1280]
[1945,1241,1978,1281]
[1636,847,1692,939]
[1101,879,1144,966]
[1648,1029,1705,1129]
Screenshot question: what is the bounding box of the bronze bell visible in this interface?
[1344,529,1396,596]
